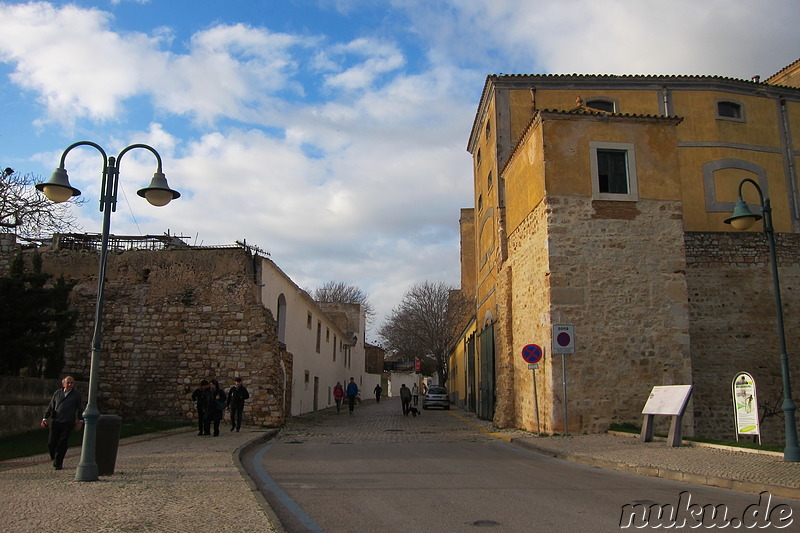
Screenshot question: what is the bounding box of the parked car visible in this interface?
[422,386,450,410]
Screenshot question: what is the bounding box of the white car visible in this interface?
[422,386,450,410]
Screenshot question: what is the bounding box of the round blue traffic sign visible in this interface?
[557,332,571,347]
[521,344,543,364]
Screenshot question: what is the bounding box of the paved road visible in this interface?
[244,398,799,532]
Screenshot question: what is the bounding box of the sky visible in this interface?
[1,0,799,339]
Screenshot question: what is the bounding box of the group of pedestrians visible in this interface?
[333,378,426,417]
[38,374,251,472]
[191,377,250,436]
[399,383,423,415]
[333,377,362,414]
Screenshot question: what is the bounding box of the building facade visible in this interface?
[451,60,800,443]
[256,258,370,416]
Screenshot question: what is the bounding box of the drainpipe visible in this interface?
[779,97,800,232]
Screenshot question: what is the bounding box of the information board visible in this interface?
[732,372,760,438]
[641,385,693,416]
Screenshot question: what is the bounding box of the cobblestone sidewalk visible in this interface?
[1,428,277,533]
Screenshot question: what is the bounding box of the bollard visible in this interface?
[95,414,122,476]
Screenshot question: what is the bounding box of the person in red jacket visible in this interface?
[333,381,344,413]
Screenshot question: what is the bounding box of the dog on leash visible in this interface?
[409,407,420,417]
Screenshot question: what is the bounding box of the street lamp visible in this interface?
[724,177,800,462]
[36,141,180,481]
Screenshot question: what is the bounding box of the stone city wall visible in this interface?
[23,246,291,428]
[685,231,800,444]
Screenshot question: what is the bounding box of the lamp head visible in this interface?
[724,198,762,230]
[136,171,180,207]
[35,167,82,203]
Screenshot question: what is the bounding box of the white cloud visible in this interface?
[151,23,304,123]
[396,0,800,78]
[319,38,406,91]
[0,5,307,127]
[4,0,799,332]
[0,3,160,126]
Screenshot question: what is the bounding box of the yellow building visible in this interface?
[452,60,800,443]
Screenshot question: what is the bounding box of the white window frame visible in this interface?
[590,141,638,201]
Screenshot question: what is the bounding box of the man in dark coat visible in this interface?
[227,377,250,432]
[40,376,84,470]
[191,379,209,436]
[346,377,359,414]
[400,383,412,416]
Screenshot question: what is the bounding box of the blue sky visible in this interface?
[1,0,799,337]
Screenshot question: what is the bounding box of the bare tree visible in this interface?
[313,280,376,326]
[0,167,83,238]
[378,281,471,386]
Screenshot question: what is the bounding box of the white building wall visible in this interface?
[257,257,368,416]
[387,372,421,398]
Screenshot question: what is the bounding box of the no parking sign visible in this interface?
[552,324,575,354]
[521,344,543,365]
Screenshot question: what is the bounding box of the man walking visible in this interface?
[346,377,359,414]
[227,377,250,432]
[40,376,84,470]
[400,383,412,416]
[191,379,209,436]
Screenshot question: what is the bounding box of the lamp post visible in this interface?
[724,177,800,462]
[36,141,180,481]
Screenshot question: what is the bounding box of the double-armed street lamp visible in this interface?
[36,141,180,481]
[724,177,800,462]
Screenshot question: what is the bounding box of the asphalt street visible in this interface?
[244,398,799,533]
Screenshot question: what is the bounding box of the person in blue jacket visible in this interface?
[346,377,359,414]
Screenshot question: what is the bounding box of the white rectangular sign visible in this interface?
[552,324,575,354]
[641,385,693,416]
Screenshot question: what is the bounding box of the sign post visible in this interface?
[732,372,761,445]
[552,325,575,435]
[641,385,693,446]
[521,344,543,434]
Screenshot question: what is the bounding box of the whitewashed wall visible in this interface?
[258,257,367,416]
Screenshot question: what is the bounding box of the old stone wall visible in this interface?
[686,232,800,444]
[504,195,693,435]
[25,246,290,428]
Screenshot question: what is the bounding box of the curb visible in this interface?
[606,430,784,457]
[509,437,800,501]
[235,428,284,532]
